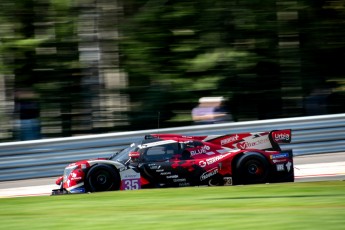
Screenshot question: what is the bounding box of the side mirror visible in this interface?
[129,151,140,160]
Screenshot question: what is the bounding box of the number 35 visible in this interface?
[123,179,140,190]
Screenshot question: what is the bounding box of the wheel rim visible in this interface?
[89,169,114,191]
[97,174,107,184]
[248,163,258,174]
[244,159,266,180]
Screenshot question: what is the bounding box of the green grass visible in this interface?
[0,181,345,230]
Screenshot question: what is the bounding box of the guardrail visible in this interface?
[1,114,345,181]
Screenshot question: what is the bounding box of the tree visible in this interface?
[0,0,82,138]
[120,0,281,124]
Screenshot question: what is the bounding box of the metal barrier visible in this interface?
[1,113,345,181]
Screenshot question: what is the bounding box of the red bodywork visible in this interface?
[53,129,294,195]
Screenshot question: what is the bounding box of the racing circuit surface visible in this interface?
[0,152,344,198]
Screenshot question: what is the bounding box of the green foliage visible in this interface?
[120,0,277,123]
[0,0,344,138]
[120,0,345,124]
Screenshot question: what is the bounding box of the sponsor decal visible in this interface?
[121,168,141,179]
[70,177,82,181]
[191,149,205,156]
[199,161,207,167]
[70,172,82,181]
[272,159,288,163]
[179,182,190,187]
[149,164,161,170]
[123,174,139,179]
[173,178,186,182]
[160,172,171,176]
[190,145,211,156]
[274,133,290,141]
[236,138,269,149]
[276,164,285,171]
[156,169,164,172]
[272,130,291,142]
[206,152,232,165]
[286,161,292,172]
[199,152,231,167]
[275,161,292,172]
[200,167,218,181]
[220,134,239,145]
[270,153,290,159]
[223,177,232,186]
[70,187,85,193]
[167,175,178,179]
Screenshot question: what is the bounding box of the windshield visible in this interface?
[109,143,138,163]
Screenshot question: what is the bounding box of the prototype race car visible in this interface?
[52,129,294,195]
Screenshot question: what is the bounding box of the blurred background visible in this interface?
[0,0,344,142]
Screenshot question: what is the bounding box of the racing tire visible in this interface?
[85,164,120,192]
[233,152,269,185]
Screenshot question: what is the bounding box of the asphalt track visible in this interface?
[0,152,344,198]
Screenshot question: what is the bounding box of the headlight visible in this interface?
[63,165,78,182]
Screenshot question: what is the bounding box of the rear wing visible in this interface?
[269,129,292,151]
[270,130,291,143]
[201,129,292,151]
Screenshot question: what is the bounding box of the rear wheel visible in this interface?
[85,164,120,192]
[233,153,269,185]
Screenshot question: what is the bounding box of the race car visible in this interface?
[52,129,294,195]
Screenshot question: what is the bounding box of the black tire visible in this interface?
[85,164,120,192]
[233,152,269,185]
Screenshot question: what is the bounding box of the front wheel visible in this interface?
[85,164,120,192]
[233,153,269,185]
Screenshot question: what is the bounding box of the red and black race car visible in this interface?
[52,129,294,195]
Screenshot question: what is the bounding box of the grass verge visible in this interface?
[0,181,344,230]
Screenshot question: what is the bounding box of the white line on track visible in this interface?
[294,161,345,178]
[0,184,59,198]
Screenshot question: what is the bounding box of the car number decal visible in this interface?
[121,178,141,190]
[120,168,141,190]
